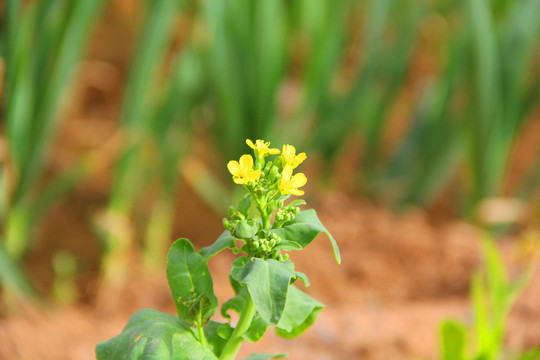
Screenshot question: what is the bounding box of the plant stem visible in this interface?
[219,296,256,360]
[196,313,209,348]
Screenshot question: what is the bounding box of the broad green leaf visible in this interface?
[243,316,271,342]
[167,239,217,323]
[440,320,467,360]
[275,286,324,338]
[200,231,236,260]
[203,321,232,357]
[95,309,218,360]
[232,258,296,325]
[221,285,249,321]
[271,209,341,263]
[242,354,287,360]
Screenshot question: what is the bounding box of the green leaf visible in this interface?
[95,309,218,360]
[203,321,232,357]
[237,194,252,216]
[167,239,218,324]
[243,316,271,342]
[275,286,324,338]
[271,209,341,263]
[235,220,259,239]
[232,258,296,325]
[294,272,310,287]
[440,320,467,360]
[242,354,287,360]
[200,231,236,260]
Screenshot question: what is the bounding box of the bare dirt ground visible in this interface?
[1,189,539,360]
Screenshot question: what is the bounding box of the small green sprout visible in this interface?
[96,139,341,360]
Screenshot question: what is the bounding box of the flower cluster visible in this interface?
[227,139,307,196]
[223,139,308,260]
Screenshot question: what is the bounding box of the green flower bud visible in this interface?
[293,207,300,215]
[274,235,281,244]
[228,206,236,218]
[283,254,289,261]
[222,218,230,229]
[269,239,276,248]
[277,200,284,208]
[269,165,279,178]
[264,161,273,173]
[253,240,260,248]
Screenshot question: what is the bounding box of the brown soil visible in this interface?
[1,189,539,360]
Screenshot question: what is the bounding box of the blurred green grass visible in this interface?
[1,0,540,306]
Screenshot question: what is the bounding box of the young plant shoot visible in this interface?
[96,139,341,360]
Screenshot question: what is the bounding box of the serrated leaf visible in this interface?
[95,309,218,360]
[271,209,341,263]
[232,258,296,325]
[167,239,217,323]
[200,231,236,260]
[275,286,324,338]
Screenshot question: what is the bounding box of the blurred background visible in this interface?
[1,0,540,359]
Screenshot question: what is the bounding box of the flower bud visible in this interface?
[269,165,279,178]
[293,207,300,215]
[222,218,230,229]
[283,254,289,261]
[228,206,236,218]
[269,239,276,248]
[277,200,284,208]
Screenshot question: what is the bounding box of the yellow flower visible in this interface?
[281,144,307,168]
[246,139,280,157]
[279,165,307,196]
[227,155,261,185]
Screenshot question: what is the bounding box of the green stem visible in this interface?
[196,313,209,348]
[219,296,257,360]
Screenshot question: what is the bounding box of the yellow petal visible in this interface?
[289,188,304,196]
[282,144,295,157]
[234,177,248,184]
[227,161,240,176]
[291,173,307,188]
[239,154,254,169]
[247,169,261,181]
[269,148,280,155]
[246,139,256,149]
[296,152,307,163]
[282,165,293,181]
